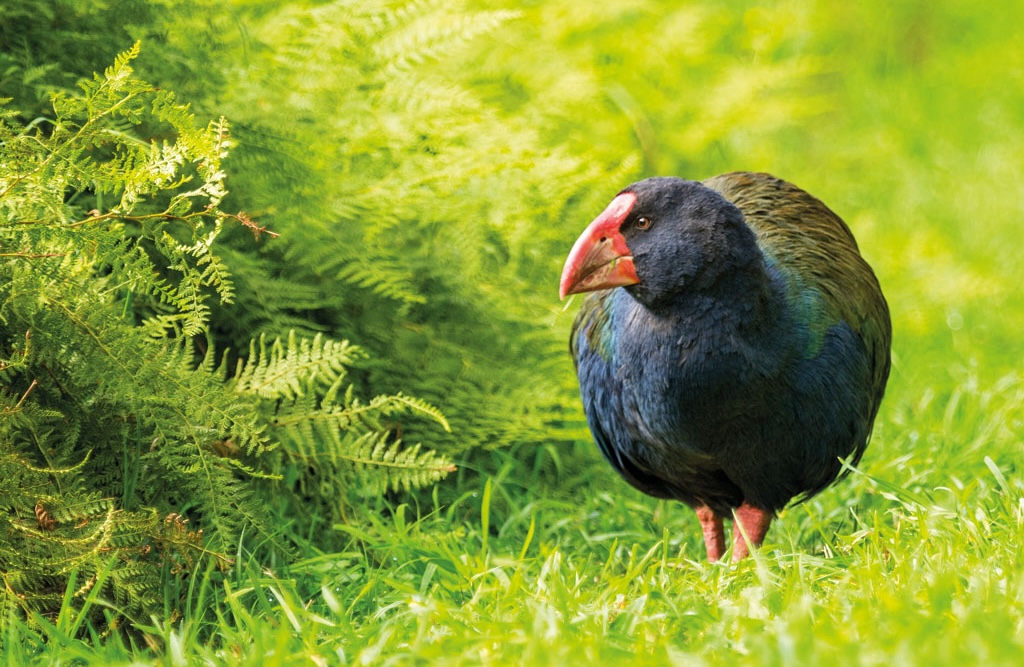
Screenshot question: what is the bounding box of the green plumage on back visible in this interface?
[703,172,892,401]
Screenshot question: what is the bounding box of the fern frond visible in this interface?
[333,258,427,306]
[233,330,457,504]
[233,331,364,400]
[373,8,522,72]
[344,432,456,495]
[370,393,451,432]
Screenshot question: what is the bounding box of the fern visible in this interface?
[233,332,363,400]
[0,46,341,624]
[0,43,460,627]
[341,433,456,495]
[181,0,597,468]
[371,6,522,72]
[233,332,454,523]
[2,43,239,338]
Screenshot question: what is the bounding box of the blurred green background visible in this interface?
[5,0,1019,436]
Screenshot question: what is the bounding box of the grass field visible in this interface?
[8,407,1022,665]
[4,1,1024,665]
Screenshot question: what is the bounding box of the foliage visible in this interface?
[235,332,455,529]
[0,43,249,617]
[158,0,598,455]
[0,44,450,622]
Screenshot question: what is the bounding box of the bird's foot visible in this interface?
[731,502,773,562]
[695,505,726,561]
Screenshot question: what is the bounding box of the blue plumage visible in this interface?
[561,173,891,560]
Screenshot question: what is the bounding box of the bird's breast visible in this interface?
[606,292,790,458]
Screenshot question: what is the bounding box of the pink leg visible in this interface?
[731,502,774,562]
[695,505,726,561]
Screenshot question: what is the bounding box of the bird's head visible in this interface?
[559,177,754,310]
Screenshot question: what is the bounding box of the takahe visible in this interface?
[560,172,891,561]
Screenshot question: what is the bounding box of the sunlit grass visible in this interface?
[11,414,1022,666]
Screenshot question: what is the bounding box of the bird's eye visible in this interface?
[636,217,652,230]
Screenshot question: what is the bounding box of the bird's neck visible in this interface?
[612,254,789,405]
[629,242,779,334]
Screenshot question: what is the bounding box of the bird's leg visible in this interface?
[695,505,726,561]
[731,502,774,562]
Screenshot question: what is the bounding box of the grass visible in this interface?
[6,413,1023,665]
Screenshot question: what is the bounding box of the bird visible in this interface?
[559,172,891,562]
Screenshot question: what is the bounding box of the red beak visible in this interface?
[559,192,640,299]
